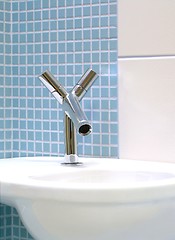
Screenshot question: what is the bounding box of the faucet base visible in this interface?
[62,154,83,165]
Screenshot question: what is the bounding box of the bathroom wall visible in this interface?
[0,0,117,239]
[11,0,117,158]
[118,0,175,161]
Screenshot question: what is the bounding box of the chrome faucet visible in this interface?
[38,69,98,164]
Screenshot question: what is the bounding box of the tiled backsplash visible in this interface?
[0,0,117,239]
[0,1,12,160]
[11,0,117,158]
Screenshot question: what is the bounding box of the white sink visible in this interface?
[1,157,175,240]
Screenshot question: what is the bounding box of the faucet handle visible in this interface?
[72,69,98,100]
[38,70,67,104]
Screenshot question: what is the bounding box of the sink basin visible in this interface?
[1,157,175,240]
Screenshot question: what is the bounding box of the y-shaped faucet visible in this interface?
[38,69,98,164]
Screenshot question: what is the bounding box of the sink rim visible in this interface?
[1,156,175,204]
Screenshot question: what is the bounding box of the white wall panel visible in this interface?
[119,57,175,162]
[118,0,175,57]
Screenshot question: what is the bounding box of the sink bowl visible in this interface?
[1,157,175,240]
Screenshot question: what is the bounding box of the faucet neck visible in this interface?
[64,114,78,163]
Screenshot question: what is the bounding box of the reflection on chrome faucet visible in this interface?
[38,69,98,164]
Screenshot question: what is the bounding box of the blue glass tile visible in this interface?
[35,22,41,32]
[75,7,82,17]
[58,0,65,7]
[12,13,18,22]
[43,21,49,30]
[42,0,49,9]
[50,0,57,8]
[34,0,41,10]
[43,142,50,152]
[66,8,73,18]
[34,11,41,21]
[27,22,33,32]
[27,12,34,21]
[101,5,109,15]
[83,7,90,16]
[58,9,65,18]
[110,4,117,14]
[0,1,3,10]
[42,10,49,20]
[102,147,109,156]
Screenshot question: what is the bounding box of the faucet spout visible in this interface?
[38,69,98,163]
[63,92,91,136]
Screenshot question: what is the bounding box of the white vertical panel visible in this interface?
[118,0,175,57]
[119,58,175,162]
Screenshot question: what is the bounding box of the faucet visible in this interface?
[38,69,98,164]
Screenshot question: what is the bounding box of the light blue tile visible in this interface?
[110,4,117,14]
[28,122,34,130]
[35,22,41,31]
[58,32,65,41]
[13,13,18,22]
[19,12,27,22]
[50,32,57,41]
[27,44,34,53]
[101,5,109,15]
[20,23,26,32]
[83,42,90,51]
[51,132,58,141]
[109,108,117,122]
[35,121,42,130]
[83,30,90,39]
[35,132,42,141]
[75,19,82,28]
[19,2,26,11]
[102,147,109,156]
[28,142,34,151]
[28,131,35,141]
[66,8,73,18]
[111,147,118,157]
[42,10,49,20]
[51,143,58,153]
[43,142,50,152]
[27,22,34,32]
[110,134,118,144]
[83,0,91,4]
[83,18,90,28]
[35,142,42,152]
[83,6,90,16]
[101,16,108,27]
[58,0,65,7]
[13,141,19,150]
[34,0,41,10]
[43,32,49,42]
[51,122,58,131]
[50,0,57,8]
[93,146,100,156]
[58,8,65,18]
[75,7,82,17]
[27,12,34,21]
[43,21,49,30]
[20,120,26,129]
[43,121,50,130]
[34,11,41,21]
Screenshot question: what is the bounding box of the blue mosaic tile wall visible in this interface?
[0,1,12,160]
[0,0,117,239]
[10,0,118,158]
